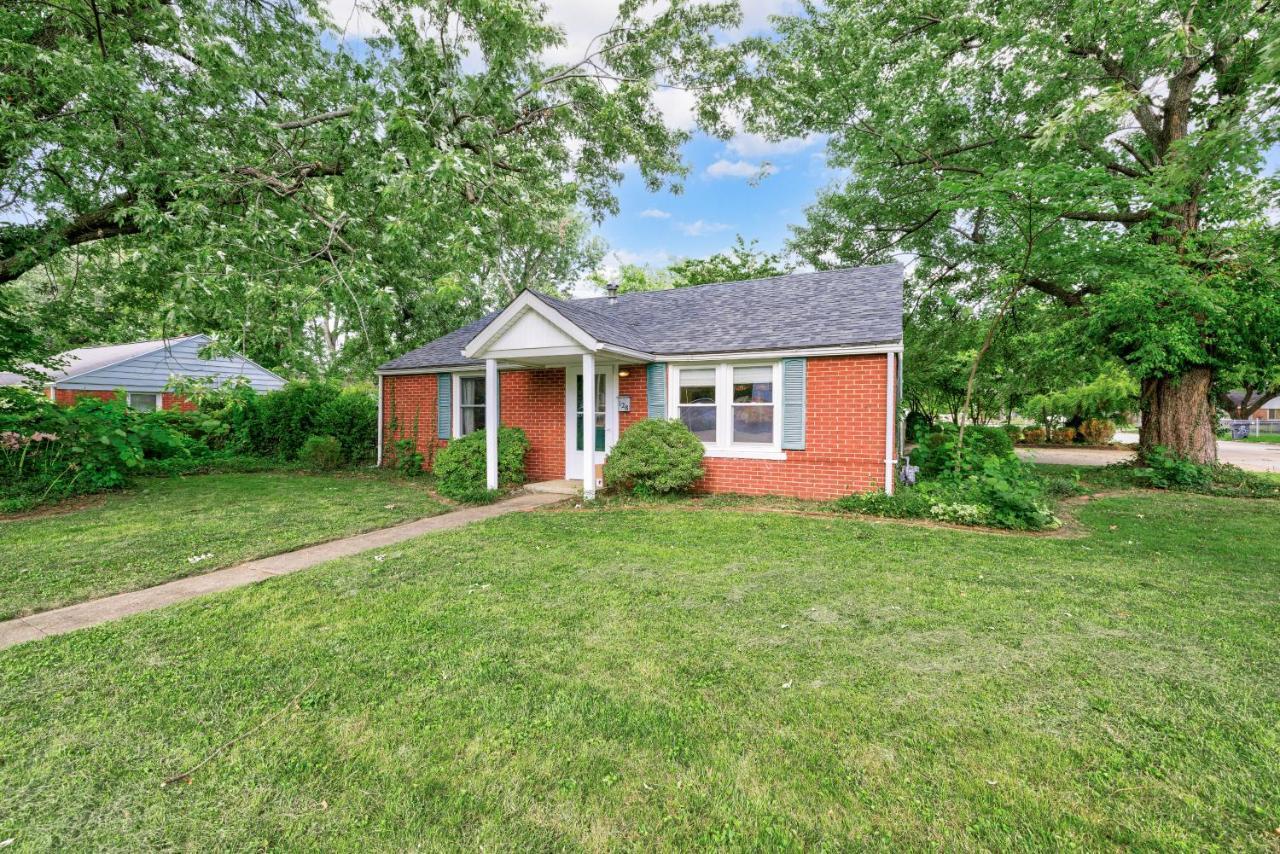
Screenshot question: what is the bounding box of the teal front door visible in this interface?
[575,373,607,453]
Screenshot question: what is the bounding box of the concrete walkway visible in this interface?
[0,491,567,651]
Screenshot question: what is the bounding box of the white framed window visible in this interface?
[127,392,162,412]
[677,367,717,442]
[455,374,486,437]
[669,363,784,459]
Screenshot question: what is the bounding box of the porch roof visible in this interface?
[378,264,903,372]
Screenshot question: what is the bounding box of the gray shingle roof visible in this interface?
[378,265,902,371]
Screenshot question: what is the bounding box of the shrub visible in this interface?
[1001,424,1023,443]
[254,381,341,459]
[837,461,1057,531]
[1078,418,1115,445]
[315,388,377,464]
[0,389,187,512]
[910,423,1015,478]
[1133,445,1212,489]
[1022,427,1046,444]
[904,410,932,443]
[604,419,706,496]
[433,427,530,502]
[1051,427,1077,444]
[299,435,343,470]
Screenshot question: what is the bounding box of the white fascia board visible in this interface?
[462,292,598,359]
[660,342,902,362]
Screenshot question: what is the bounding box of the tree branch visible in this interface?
[274,107,356,131]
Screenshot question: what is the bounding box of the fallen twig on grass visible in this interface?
[162,675,319,787]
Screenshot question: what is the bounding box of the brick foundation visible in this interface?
[380,354,893,499]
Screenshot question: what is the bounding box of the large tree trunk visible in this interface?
[1138,367,1218,463]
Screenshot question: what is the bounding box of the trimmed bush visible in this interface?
[1023,427,1046,444]
[299,435,343,470]
[1051,426,1078,444]
[604,419,705,496]
[433,427,530,503]
[1078,418,1115,445]
[315,388,377,464]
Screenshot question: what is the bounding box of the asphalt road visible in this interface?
[1014,432,1280,473]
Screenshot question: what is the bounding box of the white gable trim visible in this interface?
[462,291,598,359]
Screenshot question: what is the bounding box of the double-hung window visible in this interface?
[457,375,486,436]
[731,366,774,444]
[677,368,717,442]
[671,363,782,457]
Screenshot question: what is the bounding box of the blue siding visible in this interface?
[57,335,285,393]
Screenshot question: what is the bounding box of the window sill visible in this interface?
[701,447,788,461]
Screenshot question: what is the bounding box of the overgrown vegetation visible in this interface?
[1,381,377,513]
[841,423,1056,530]
[604,419,706,496]
[432,427,530,503]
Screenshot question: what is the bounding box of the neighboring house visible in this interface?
[0,334,285,411]
[377,265,904,500]
[1223,390,1280,420]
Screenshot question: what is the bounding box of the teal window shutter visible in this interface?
[437,373,452,439]
[646,363,667,419]
[781,358,806,450]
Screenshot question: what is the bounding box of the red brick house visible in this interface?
[377,266,903,500]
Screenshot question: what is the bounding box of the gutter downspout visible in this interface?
[884,351,896,495]
[376,374,384,467]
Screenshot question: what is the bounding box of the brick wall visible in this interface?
[691,354,891,500]
[53,388,115,406]
[52,388,195,411]
[618,364,648,434]
[380,354,893,499]
[381,374,448,471]
[498,368,566,481]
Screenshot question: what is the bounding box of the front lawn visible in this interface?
[0,472,447,619]
[2,491,1277,848]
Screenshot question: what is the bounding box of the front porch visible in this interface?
[461,290,653,498]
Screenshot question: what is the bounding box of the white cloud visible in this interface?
[679,219,732,237]
[727,132,821,158]
[705,159,777,180]
[639,208,672,219]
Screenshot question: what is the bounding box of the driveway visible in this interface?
[1016,436,1280,473]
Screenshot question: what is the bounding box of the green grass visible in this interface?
[1239,433,1280,444]
[2,491,1278,848]
[0,472,447,619]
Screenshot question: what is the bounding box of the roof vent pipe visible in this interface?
[606,281,619,304]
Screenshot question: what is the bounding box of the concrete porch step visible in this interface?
[525,479,583,496]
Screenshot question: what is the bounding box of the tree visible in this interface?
[1,0,735,377]
[667,236,794,286]
[713,0,1280,462]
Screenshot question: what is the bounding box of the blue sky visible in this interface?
[594,133,832,273]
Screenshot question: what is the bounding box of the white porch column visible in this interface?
[485,358,499,490]
[581,351,596,499]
